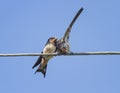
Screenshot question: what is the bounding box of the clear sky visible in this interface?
[0,0,120,93]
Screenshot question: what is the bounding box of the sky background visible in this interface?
[0,0,120,93]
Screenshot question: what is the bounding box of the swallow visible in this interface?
[57,8,84,54]
[32,37,57,78]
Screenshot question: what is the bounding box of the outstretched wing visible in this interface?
[63,8,84,42]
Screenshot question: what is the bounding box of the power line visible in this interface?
[0,51,120,57]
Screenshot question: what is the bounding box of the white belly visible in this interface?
[43,44,56,53]
[42,44,56,60]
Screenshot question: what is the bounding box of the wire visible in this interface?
[0,51,120,57]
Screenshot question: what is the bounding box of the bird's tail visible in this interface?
[34,65,47,78]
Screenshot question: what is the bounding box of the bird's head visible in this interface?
[48,37,57,45]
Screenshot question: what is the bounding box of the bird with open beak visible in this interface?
[32,37,57,78]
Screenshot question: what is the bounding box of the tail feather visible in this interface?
[35,65,47,78]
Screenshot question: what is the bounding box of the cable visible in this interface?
[0,51,120,57]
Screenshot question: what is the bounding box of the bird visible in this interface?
[57,8,84,54]
[32,37,57,78]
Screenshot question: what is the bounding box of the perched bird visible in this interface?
[57,8,84,54]
[32,37,57,78]
[32,8,84,78]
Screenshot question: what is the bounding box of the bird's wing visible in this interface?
[63,8,84,42]
[32,55,42,69]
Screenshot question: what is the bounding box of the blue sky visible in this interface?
[0,0,120,93]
